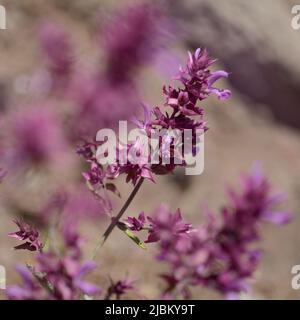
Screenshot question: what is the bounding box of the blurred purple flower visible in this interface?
[39,21,73,89]
[76,141,98,161]
[7,255,100,300]
[131,103,153,134]
[6,265,48,300]
[72,76,140,138]
[103,2,165,83]
[11,108,66,166]
[8,219,43,252]
[146,205,192,244]
[7,226,100,300]
[153,166,291,298]
[36,253,99,300]
[126,212,146,231]
[62,224,84,260]
[107,278,135,300]
[82,161,106,186]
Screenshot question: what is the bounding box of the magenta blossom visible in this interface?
[82,161,106,186]
[146,205,193,244]
[177,48,231,102]
[126,205,192,244]
[8,219,43,252]
[103,1,164,83]
[6,265,49,300]
[36,253,99,300]
[151,166,291,298]
[11,108,66,166]
[39,21,73,82]
[107,278,135,300]
[7,226,100,300]
[6,255,99,300]
[126,212,146,232]
[80,48,230,186]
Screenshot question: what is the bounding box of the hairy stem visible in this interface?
[91,177,144,259]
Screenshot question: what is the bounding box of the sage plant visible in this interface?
[1,1,291,300]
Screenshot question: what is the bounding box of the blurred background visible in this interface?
[0,0,300,299]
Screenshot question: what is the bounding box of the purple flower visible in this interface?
[107,278,135,300]
[126,212,146,231]
[103,2,164,83]
[6,265,48,300]
[106,138,155,185]
[39,21,73,79]
[62,224,84,260]
[76,142,97,160]
[7,226,100,300]
[63,185,107,220]
[176,48,231,102]
[207,70,231,100]
[7,254,100,300]
[80,48,229,187]
[146,205,192,244]
[11,108,66,166]
[131,103,153,134]
[153,166,291,298]
[72,76,140,138]
[36,253,100,300]
[222,164,292,242]
[82,161,106,186]
[8,219,43,252]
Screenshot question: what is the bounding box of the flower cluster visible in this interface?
[39,20,74,89]
[11,108,66,166]
[70,1,168,138]
[8,219,43,252]
[129,166,291,299]
[6,217,138,300]
[6,256,99,300]
[7,222,100,300]
[79,48,231,193]
[103,2,164,83]
[125,206,192,244]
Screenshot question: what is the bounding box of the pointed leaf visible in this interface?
[117,222,146,249]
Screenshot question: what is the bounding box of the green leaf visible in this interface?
[117,222,146,249]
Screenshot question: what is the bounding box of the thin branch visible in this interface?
[91,177,145,259]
